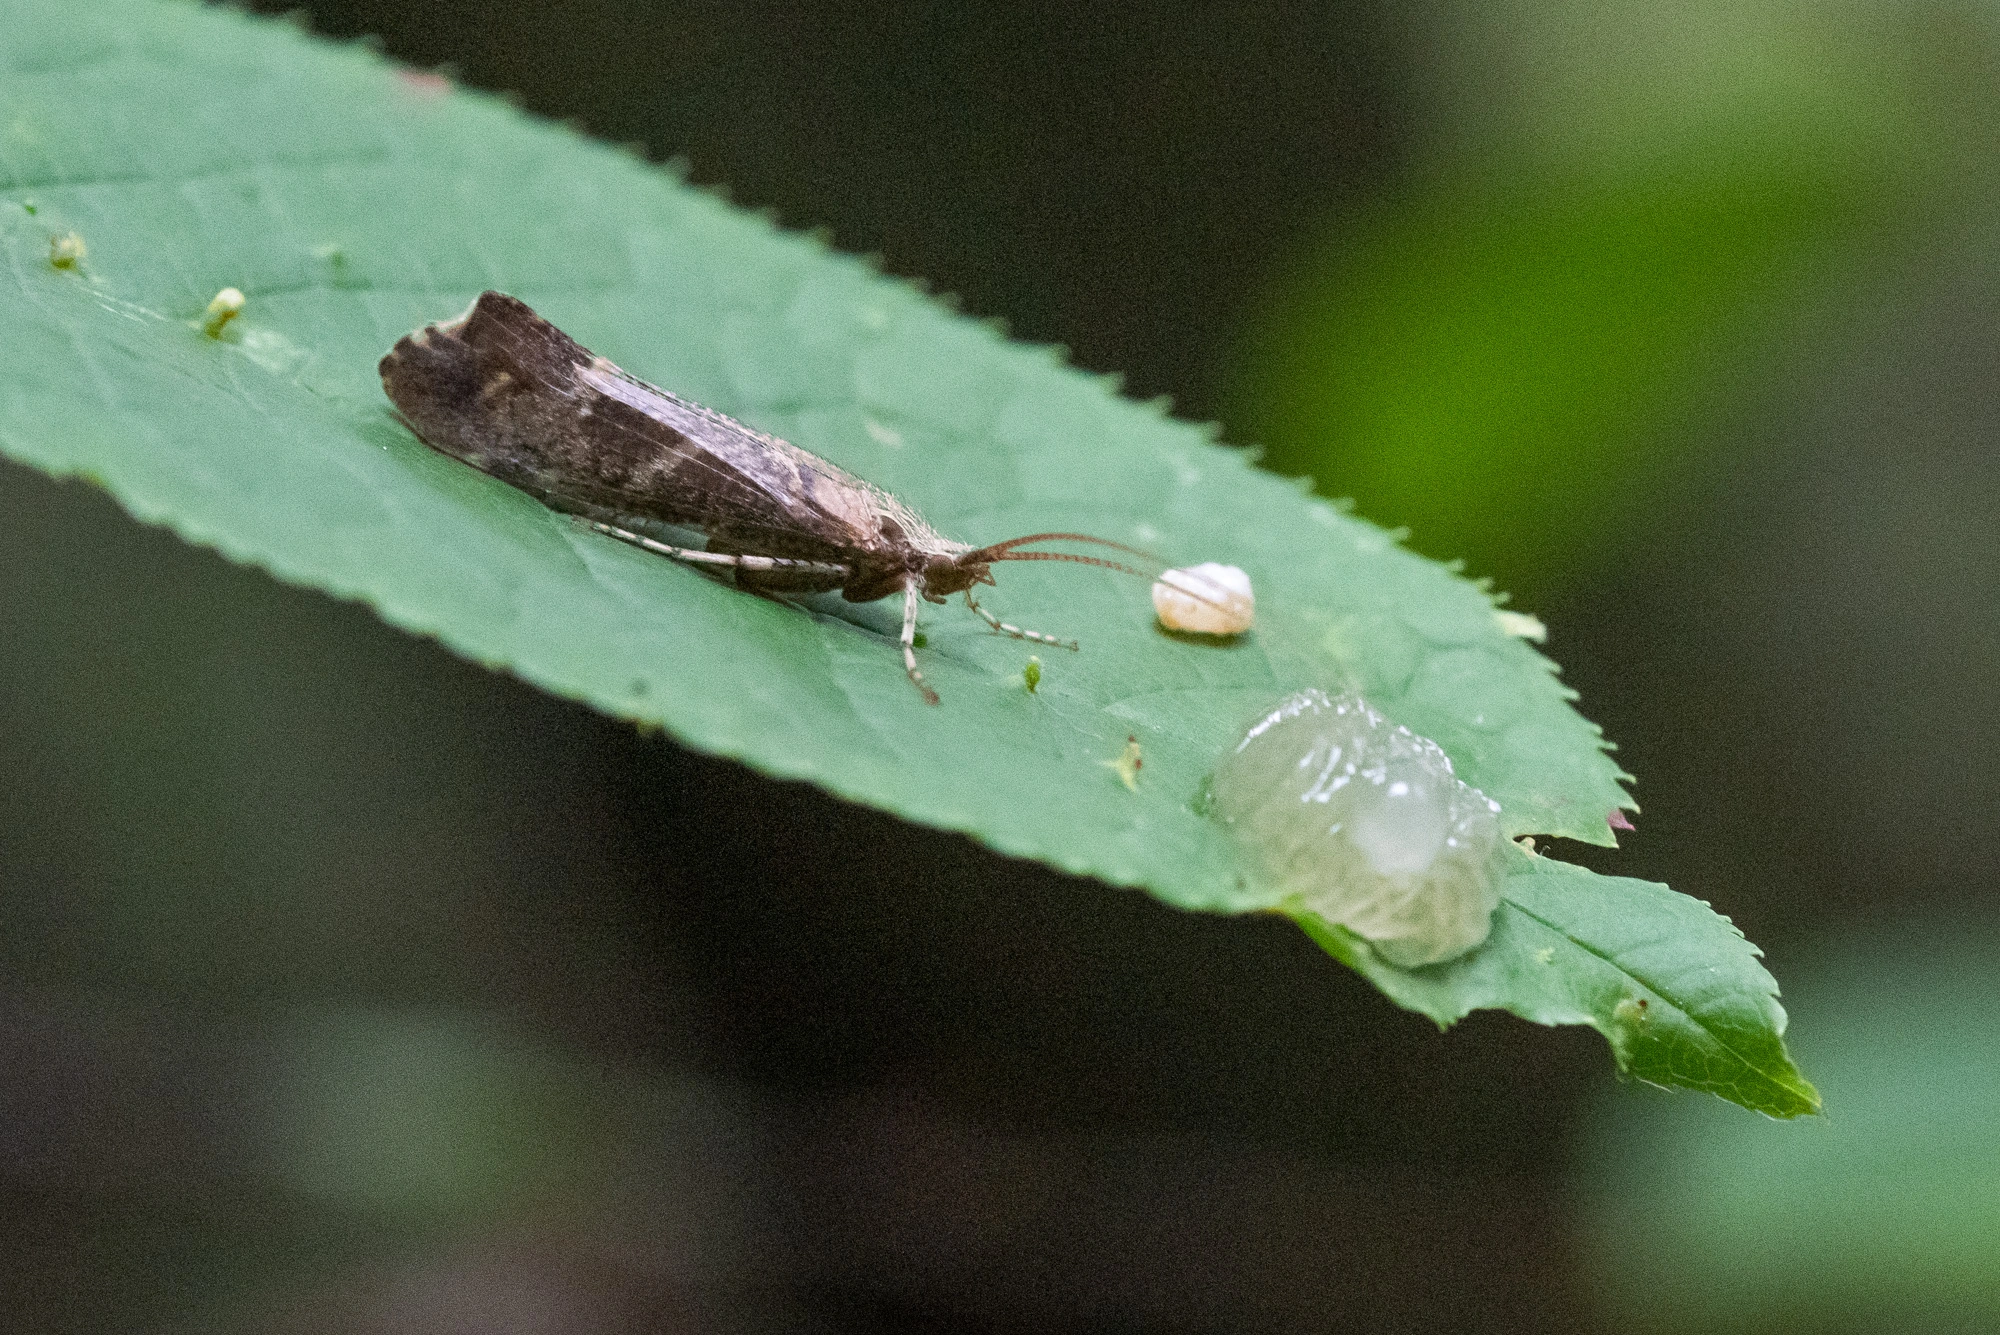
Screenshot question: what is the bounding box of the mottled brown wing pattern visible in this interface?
[380,292,906,566]
[570,357,895,564]
[381,292,1120,704]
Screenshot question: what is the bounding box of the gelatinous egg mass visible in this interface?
[1153,563,1254,635]
[1209,689,1505,967]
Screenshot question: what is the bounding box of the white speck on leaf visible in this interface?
[199,286,244,338]
[1153,562,1253,635]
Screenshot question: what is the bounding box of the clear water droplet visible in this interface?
[1209,689,1505,967]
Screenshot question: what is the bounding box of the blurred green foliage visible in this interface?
[1228,0,1982,593]
[1583,934,2000,1331]
[267,1012,616,1225]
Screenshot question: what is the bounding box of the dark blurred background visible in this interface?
[6,1,2000,1331]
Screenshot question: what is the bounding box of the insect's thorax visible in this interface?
[835,515,984,601]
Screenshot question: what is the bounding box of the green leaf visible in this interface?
[1296,852,1819,1118]
[0,0,1810,1112]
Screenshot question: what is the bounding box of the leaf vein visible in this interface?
[1504,895,1786,1082]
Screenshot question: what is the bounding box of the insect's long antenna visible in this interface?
[982,547,1241,617]
[971,533,1239,618]
[970,532,1165,564]
[983,550,1158,581]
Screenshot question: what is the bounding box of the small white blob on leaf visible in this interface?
[1493,610,1547,642]
[1153,562,1254,635]
[1208,688,1505,968]
[201,287,245,338]
[49,232,85,269]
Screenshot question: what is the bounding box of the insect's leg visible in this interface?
[585,520,740,566]
[584,521,850,580]
[902,580,940,706]
[963,590,1080,652]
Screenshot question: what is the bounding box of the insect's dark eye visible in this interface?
[878,517,907,542]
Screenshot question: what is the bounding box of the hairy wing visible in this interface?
[380,292,906,563]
